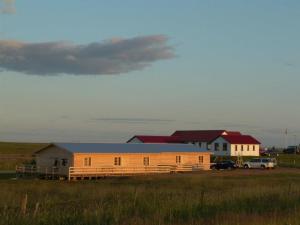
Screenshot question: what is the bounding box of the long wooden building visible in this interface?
[34,143,211,180]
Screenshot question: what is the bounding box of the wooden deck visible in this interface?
[68,164,207,180]
[16,164,209,180]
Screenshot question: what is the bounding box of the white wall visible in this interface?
[230,144,259,156]
[210,137,260,156]
[210,137,231,156]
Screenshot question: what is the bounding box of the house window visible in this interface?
[241,145,244,151]
[214,143,220,151]
[247,145,249,151]
[143,157,149,166]
[61,158,68,166]
[235,145,238,151]
[253,145,255,151]
[198,156,203,163]
[114,157,121,166]
[207,144,211,150]
[198,142,202,148]
[84,157,91,166]
[176,156,181,164]
[222,143,228,151]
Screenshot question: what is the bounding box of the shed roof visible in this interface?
[38,143,209,154]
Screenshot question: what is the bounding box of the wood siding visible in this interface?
[36,146,73,175]
[74,152,210,170]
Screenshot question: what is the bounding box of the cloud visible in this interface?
[0,35,175,75]
[0,0,15,14]
[90,117,175,124]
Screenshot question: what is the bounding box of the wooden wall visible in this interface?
[74,152,211,170]
[36,146,73,175]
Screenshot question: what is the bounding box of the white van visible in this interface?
[243,158,277,169]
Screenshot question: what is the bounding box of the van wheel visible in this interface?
[261,165,266,169]
[244,165,249,169]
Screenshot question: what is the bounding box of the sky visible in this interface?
[0,0,299,146]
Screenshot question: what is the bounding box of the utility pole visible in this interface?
[294,135,297,165]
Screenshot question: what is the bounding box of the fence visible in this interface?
[68,164,207,180]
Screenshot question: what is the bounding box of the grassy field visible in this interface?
[0,169,300,225]
[0,142,47,170]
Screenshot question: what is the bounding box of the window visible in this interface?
[114,157,121,166]
[214,143,220,151]
[84,157,91,166]
[253,145,255,151]
[143,157,149,166]
[222,143,228,151]
[262,159,271,163]
[176,156,181,164]
[247,145,249,151]
[53,158,59,167]
[250,158,260,163]
[241,145,244,151]
[235,145,238,151]
[207,144,211,150]
[61,158,68,166]
[198,156,203,163]
[198,142,202,148]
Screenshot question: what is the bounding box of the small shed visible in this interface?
[35,143,211,179]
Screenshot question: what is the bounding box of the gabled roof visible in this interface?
[226,131,241,136]
[127,135,181,143]
[220,135,261,144]
[171,130,227,142]
[36,143,209,154]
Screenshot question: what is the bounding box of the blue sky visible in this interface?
[0,0,299,146]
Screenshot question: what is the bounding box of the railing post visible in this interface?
[68,167,71,181]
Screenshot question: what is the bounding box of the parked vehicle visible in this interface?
[243,158,277,169]
[210,160,237,170]
[260,149,279,156]
[283,146,300,154]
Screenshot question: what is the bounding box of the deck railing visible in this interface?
[16,163,209,180]
[16,165,60,178]
[68,164,207,180]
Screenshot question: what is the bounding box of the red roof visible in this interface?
[226,131,241,135]
[127,135,181,143]
[220,135,261,144]
[171,130,227,142]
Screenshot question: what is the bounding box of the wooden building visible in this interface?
[35,143,211,180]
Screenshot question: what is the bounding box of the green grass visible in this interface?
[0,142,47,155]
[275,154,300,168]
[0,142,47,170]
[0,171,300,225]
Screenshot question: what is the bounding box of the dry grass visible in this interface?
[0,170,300,225]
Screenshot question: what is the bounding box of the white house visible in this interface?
[210,135,260,156]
